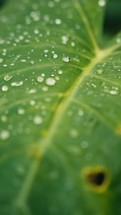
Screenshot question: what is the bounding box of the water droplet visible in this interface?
[0,130,10,140]
[61,35,69,44]
[2,85,8,92]
[52,53,58,59]
[34,29,39,34]
[71,42,75,47]
[78,110,84,116]
[41,73,45,77]
[30,60,35,65]
[3,64,7,67]
[62,56,70,63]
[55,18,62,25]
[33,115,43,125]
[21,59,26,63]
[4,74,13,81]
[0,58,3,63]
[37,76,44,83]
[45,78,56,86]
[17,108,25,115]
[42,86,48,91]
[28,88,37,94]
[30,100,36,106]
[11,81,23,87]
[110,90,118,95]
[116,38,121,43]
[98,0,106,7]
[96,69,103,75]
[1,115,7,122]
[58,70,63,75]
[69,129,79,138]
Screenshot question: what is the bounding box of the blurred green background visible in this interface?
[104,0,121,35]
[0,0,121,35]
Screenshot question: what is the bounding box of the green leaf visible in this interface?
[0,0,121,214]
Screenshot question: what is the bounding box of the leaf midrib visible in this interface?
[14,43,121,212]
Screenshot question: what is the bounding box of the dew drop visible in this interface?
[28,88,37,94]
[45,78,56,86]
[116,38,121,43]
[61,35,68,44]
[62,56,70,63]
[3,64,7,67]
[0,58,3,63]
[71,42,75,47]
[96,69,103,75]
[52,53,58,59]
[58,70,63,75]
[110,90,118,95]
[33,115,43,125]
[98,0,106,7]
[30,60,35,65]
[2,85,8,92]
[37,76,44,83]
[11,81,23,87]
[78,110,84,116]
[55,18,62,25]
[4,74,13,81]
[69,129,79,138]
[30,100,36,106]
[41,73,45,77]
[34,29,39,34]
[42,86,48,91]
[17,108,25,115]
[0,130,10,140]
[1,115,7,122]
[21,59,26,63]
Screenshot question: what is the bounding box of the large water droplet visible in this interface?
[0,130,10,140]
[98,0,106,7]
[4,74,13,81]
[45,78,56,86]
[33,115,43,125]
[2,85,8,92]
[11,81,23,87]
[110,90,118,95]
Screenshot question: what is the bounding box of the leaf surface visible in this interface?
[0,0,121,214]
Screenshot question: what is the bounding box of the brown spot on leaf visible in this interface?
[81,166,110,193]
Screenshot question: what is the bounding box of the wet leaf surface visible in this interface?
[0,0,121,214]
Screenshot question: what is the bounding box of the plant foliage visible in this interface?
[0,0,121,214]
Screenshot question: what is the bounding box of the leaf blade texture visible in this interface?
[0,0,121,214]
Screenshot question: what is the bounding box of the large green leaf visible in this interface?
[0,0,121,214]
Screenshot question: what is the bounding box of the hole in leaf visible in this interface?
[87,171,105,186]
[82,166,110,193]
